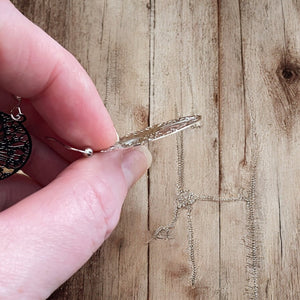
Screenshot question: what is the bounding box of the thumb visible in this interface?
[0,146,151,299]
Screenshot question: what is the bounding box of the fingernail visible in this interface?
[121,146,152,187]
[115,129,120,142]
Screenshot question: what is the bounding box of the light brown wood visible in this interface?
[11,0,300,299]
[148,1,220,299]
[219,1,250,298]
[63,1,150,299]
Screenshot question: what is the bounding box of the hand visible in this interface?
[0,1,151,299]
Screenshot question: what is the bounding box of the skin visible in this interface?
[0,1,152,299]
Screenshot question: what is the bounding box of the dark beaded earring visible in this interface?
[0,96,32,180]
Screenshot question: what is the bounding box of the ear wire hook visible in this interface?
[10,96,24,121]
[46,137,94,157]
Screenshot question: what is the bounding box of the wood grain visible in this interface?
[219,0,250,298]
[238,1,300,298]
[11,0,300,299]
[148,0,219,299]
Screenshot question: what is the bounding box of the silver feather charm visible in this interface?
[100,115,202,152]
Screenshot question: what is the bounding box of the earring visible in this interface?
[47,115,202,155]
[0,96,32,180]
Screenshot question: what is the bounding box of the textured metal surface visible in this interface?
[101,115,202,152]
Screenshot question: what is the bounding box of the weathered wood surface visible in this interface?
[12,0,300,299]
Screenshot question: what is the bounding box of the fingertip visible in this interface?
[121,146,152,188]
[88,112,119,149]
[0,2,117,150]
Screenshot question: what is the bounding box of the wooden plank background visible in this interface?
[11,0,300,299]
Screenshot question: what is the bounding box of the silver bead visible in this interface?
[84,148,94,157]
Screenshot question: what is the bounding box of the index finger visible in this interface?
[0,1,117,149]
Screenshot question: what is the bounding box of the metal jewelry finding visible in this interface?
[10,96,24,121]
[46,137,94,157]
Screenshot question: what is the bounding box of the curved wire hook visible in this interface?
[46,137,94,157]
[10,96,24,121]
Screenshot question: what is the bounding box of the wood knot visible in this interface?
[271,59,300,133]
[279,66,299,84]
[133,105,148,128]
